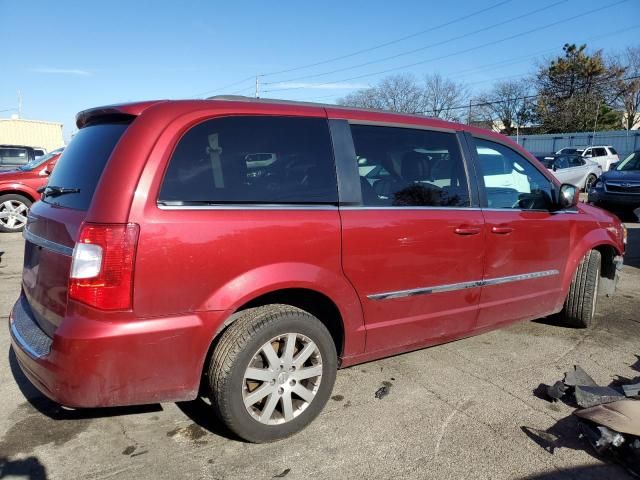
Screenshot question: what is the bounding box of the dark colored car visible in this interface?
[9,97,625,443]
[588,150,640,214]
[0,148,63,232]
[0,145,39,171]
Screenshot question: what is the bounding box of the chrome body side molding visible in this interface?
[368,269,560,301]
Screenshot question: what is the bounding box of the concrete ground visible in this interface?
[0,216,639,480]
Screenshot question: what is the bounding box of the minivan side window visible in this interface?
[474,138,553,210]
[159,116,337,205]
[350,124,470,207]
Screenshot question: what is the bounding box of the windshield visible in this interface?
[18,148,64,171]
[616,152,640,171]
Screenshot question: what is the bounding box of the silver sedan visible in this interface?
[537,154,602,190]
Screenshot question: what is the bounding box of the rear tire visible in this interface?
[208,304,337,443]
[0,194,32,233]
[557,250,601,328]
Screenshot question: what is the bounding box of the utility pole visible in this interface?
[592,99,602,144]
[17,90,22,118]
[467,99,472,125]
[255,75,260,99]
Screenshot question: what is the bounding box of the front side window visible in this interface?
[159,116,337,205]
[475,138,553,210]
[350,124,470,207]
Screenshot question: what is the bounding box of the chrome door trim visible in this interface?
[368,269,559,301]
[22,228,73,257]
[340,206,481,211]
[157,204,339,211]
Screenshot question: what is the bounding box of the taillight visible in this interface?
[69,223,139,310]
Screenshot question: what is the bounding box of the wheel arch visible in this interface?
[557,232,623,311]
[0,188,37,203]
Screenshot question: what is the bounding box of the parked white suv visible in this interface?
[555,146,619,172]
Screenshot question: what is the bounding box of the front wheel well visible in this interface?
[593,244,619,296]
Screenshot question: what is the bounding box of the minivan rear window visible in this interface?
[44,122,129,210]
[159,116,337,205]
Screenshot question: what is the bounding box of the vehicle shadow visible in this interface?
[0,456,48,480]
[8,348,162,420]
[175,399,240,441]
[9,347,240,441]
[624,227,640,269]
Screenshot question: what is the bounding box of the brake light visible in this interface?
[69,223,139,310]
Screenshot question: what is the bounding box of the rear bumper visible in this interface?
[9,294,229,408]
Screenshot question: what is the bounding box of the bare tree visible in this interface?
[475,80,532,135]
[617,46,640,130]
[338,74,425,113]
[423,73,468,121]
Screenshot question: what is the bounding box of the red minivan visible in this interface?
[9,97,625,442]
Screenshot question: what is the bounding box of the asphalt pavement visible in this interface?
[0,216,639,480]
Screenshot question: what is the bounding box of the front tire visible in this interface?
[557,250,601,328]
[0,194,32,233]
[208,304,337,443]
[584,174,597,191]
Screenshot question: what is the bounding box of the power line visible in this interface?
[189,0,513,97]
[263,0,566,86]
[275,23,640,103]
[259,0,514,78]
[412,74,640,116]
[191,75,256,98]
[263,0,629,94]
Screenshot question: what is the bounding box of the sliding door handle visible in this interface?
[454,226,481,236]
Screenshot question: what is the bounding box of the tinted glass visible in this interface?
[594,148,607,157]
[567,155,584,167]
[350,124,470,207]
[617,152,640,171]
[609,147,617,155]
[0,148,30,165]
[475,138,553,210]
[552,156,569,169]
[159,116,337,204]
[44,123,129,210]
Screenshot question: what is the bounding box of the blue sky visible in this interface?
[1,0,638,140]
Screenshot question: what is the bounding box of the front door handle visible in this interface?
[491,226,514,234]
[454,226,481,236]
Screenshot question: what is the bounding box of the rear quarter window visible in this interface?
[44,122,129,210]
[159,116,337,205]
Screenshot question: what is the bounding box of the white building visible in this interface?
[0,117,64,152]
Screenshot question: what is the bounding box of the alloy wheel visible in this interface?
[0,200,29,231]
[242,332,323,425]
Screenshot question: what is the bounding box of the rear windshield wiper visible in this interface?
[39,185,81,197]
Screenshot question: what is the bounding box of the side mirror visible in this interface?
[557,183,579,210]
[552,164,557,172]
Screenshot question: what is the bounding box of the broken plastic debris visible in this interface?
[623,382,640,398]
[575,385,626,408]
[564,365,597,387]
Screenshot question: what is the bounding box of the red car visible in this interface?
[9,98,625,442]
[0,148,63,232]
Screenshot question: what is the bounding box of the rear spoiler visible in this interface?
[76,100,167,129]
